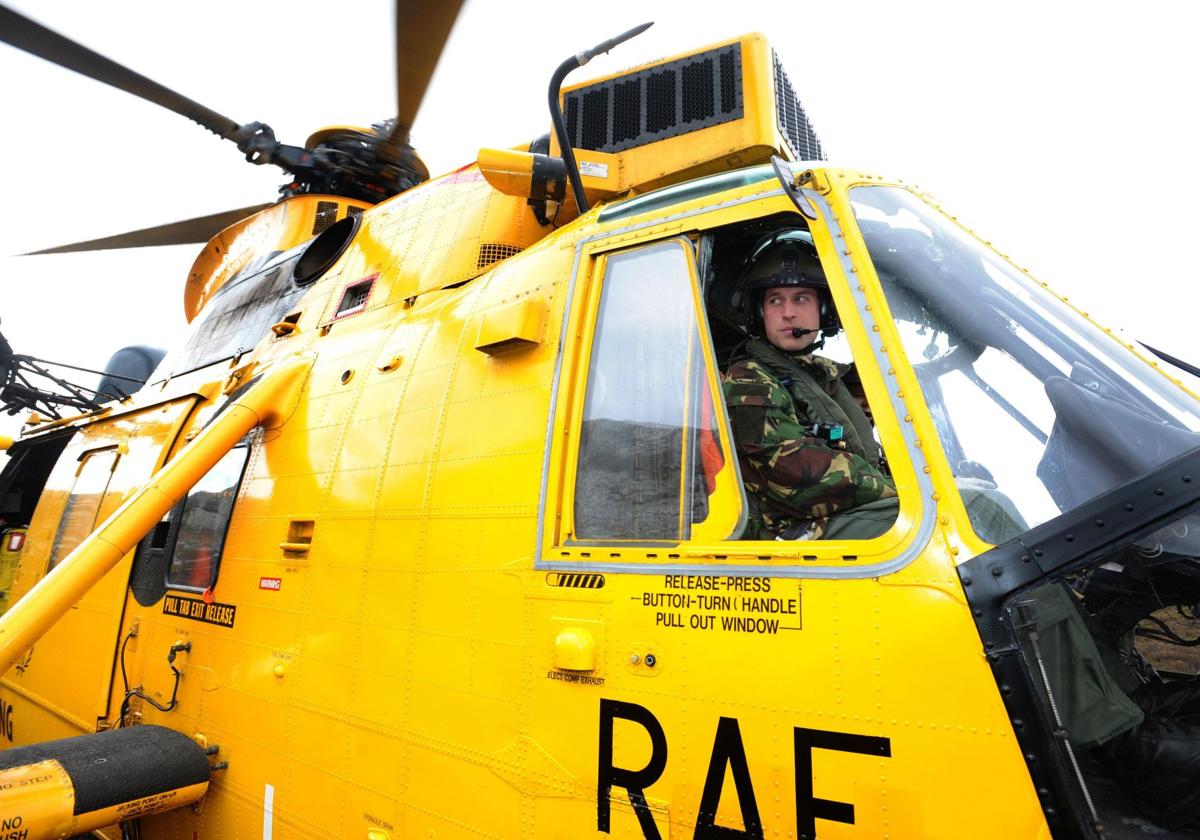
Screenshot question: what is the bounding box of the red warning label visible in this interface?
[259,578,282,591]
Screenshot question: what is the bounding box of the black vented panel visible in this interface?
[611,79,642,146]
[565,96,580,146]
[719,50,737,113]
[581,88,610,150]
[645,70,677,134]
[681,58,715,123]
[772,51,825,161]
[313,200,339,235]
[563,43,743,153]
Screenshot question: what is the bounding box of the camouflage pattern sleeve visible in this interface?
[723,359,896,531]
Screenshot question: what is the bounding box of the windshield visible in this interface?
[851,186,1200,537]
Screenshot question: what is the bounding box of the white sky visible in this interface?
[1,0,1198,443]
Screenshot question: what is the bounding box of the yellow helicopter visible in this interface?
[2,2,1200,839]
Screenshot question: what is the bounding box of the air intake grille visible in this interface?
[313,201,339,235]
[477,243,522,269]
[772,51,825,161]
[564,44,744,153]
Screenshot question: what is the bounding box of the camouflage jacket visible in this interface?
[722,339,896,539]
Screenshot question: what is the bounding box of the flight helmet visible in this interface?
[742,229,839,339]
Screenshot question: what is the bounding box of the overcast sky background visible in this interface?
[1,0,1197,443]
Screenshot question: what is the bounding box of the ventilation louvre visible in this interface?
[312,201,339,235]
[772,51,825,161]
[477,243,522,269]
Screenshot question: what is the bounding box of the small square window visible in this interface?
[335,276,376,319]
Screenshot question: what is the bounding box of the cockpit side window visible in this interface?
[566,239,743,544]
[546,204,924,571]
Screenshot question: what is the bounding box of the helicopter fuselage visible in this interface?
[0,164,1057,838]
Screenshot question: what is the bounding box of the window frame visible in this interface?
[47,445,122,571]
[537,183,933,578]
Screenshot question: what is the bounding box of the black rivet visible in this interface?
[961,576,972,586]
[1013,718,1024,729]
[1094,519,1104,527]
[1064,534,1075,542]
[983,641,993,650]
[1125,503,1135,511]
[973,608,983,617]
[1155,488,1166,496]
[1037,788,1050,799]
[1025,752,1037,763]
[1183,475,1192,483]
[645,653,656,668]
[987,653,1000,663]
[1034,549,1044,557]
[1000,684,1011,695]
[1021,554,1032,563]
[1046,808,1056,818]
[992,566,1003,577]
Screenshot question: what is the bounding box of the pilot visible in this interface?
[722,229,897,540]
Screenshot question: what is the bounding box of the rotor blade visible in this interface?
[1140,341,1200,380]
[22,204,273,255]
[387,0,466,146]
[0,4,240,139]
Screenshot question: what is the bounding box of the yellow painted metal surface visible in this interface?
[27,13,1200,832]
[0,159,1070,838]
[0,358,311,677]
[476,147,540,196]
[1,398,201,739]
[17,28,1199,826]
[0,759,75,839]
[474,297,547,356]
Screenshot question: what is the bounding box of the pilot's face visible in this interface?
[762,286,821,352]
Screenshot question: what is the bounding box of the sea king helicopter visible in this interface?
[1,2,1200,838]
